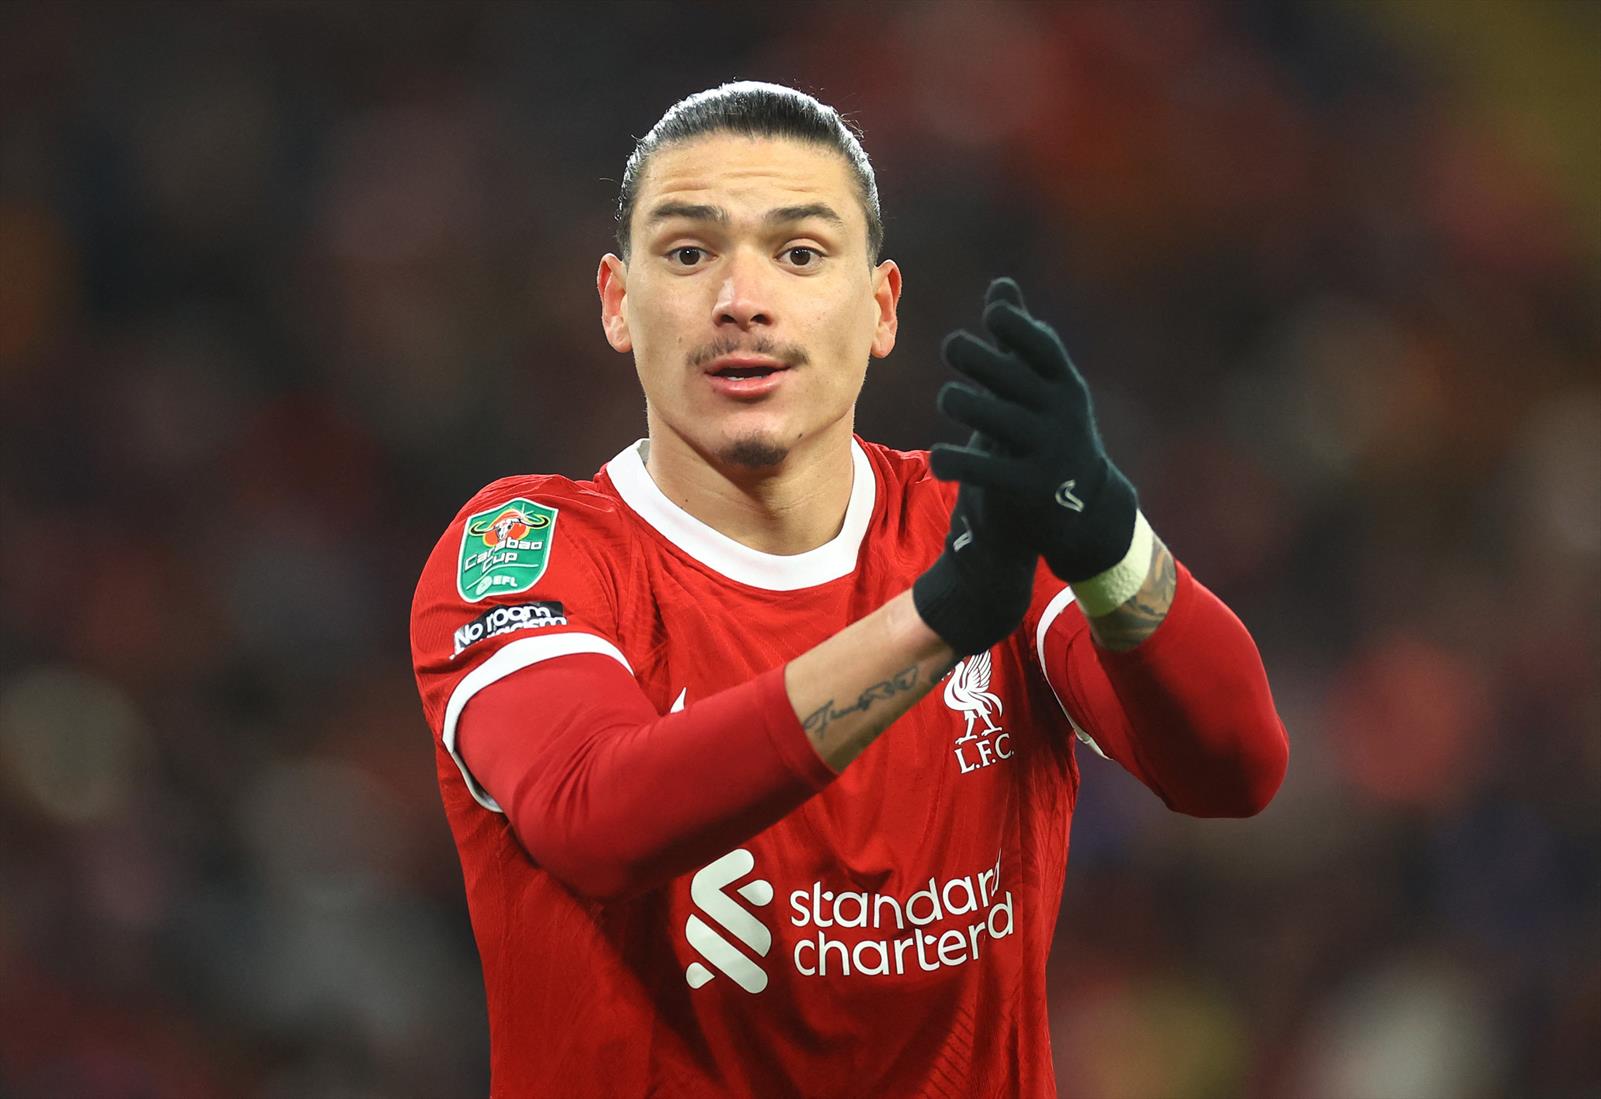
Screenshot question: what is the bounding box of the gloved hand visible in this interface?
[931,278,1139,585]
[912,431,1039,657]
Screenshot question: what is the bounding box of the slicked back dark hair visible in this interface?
[615,81,884,263]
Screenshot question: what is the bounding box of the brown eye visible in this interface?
[670,247,706,266]
[787,247,819,267]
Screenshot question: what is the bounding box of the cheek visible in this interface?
[810,283,876,365]
[628,293,699,389]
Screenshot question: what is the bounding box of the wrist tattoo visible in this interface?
[1087,538,1176,652]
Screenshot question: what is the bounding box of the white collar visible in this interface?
[604,438,876,590]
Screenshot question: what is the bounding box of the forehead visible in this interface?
[635,133,861,226]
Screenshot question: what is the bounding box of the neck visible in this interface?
[642,421,856,556]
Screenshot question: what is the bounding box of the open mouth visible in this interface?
[712,365,784,379]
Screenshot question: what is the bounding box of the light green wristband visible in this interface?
[1071,511,1154,618]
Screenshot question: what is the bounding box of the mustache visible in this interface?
[688,337,809,370]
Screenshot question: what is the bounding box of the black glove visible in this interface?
[931,278,1138,584]
[912,432,1038,656]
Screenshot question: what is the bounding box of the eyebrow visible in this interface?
[645,201,847,231]
[646,202,728,227]
[764,203,847,229]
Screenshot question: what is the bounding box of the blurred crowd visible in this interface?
[1,3,1596,1097]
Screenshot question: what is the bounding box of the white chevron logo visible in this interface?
[684,848,774,994]
[1054,479,1085,512]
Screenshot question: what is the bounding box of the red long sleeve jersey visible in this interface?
[410,437,1286,1098]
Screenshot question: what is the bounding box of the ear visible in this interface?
[869,260,902,359]
[598,254,632,353]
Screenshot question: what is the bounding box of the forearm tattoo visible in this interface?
[1086,537,1177,652]
[803,664,922,744]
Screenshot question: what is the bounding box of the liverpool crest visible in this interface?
[943,651,1013,773]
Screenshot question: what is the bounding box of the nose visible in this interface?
[712,249,774,332]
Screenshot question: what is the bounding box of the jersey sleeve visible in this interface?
[1024,560,1288,816]
[1021,566,1110,757]
[410,479,631,812]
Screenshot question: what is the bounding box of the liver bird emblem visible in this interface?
[943,652,1004,743]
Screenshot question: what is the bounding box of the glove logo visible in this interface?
[953,516,974,552]
[684,848,775,995]
[1054,479,1085,512]
[943,652,1013,774]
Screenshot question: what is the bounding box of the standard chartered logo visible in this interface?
[684,848,1016,992]
[684,848,775,994]
[790,850,1013,978]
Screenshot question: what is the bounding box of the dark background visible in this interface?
[2,3,1597,1097]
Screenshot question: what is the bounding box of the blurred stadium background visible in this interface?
[1,3,1596,1097]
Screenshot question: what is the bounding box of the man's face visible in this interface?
[598,134,900,471]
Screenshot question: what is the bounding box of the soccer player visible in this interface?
[410,82,1287,1098]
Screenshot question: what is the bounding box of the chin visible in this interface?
[716,432,789,470]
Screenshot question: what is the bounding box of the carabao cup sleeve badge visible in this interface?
[457,498,559,601]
